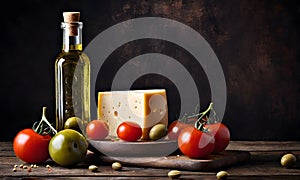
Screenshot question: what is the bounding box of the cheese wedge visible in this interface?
[98,89,168,140]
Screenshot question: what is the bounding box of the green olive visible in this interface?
[49,129,87,166]
[149,123,167,140]
[112,162,122,171]
[64,117,81,132]
[168,170,181,179]
[88,165,98,172]
[281,153,297,168]
[216,171,228,179]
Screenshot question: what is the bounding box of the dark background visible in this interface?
[1,0,299,141]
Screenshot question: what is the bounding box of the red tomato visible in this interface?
[205,122,230,153]
[117,121,142,142]
[86,119,109,140]
[167,120,192,140]
[13,128,51,163]
[178,126,215,158]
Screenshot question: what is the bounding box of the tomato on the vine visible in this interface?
[86,119,109,140]
[13,128,51,163]
[168,106,210,141]
[117,121,142,142]
[178,126,215,158]
[13,107,56,164]
[205,122,230,153]
[167,120,192,140]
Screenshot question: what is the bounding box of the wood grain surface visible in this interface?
[85,150,251,171]
[1,141,300,179]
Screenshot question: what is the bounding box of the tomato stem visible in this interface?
[194,102,213,130]
[34,107,57,135]
[179,103,210,123]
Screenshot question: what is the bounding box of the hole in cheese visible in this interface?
[114,111,118,117]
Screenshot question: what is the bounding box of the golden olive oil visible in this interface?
[55,12,90,132]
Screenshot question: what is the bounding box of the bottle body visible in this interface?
[55,21,90,132]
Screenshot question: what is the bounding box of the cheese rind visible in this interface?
[98,89,168,140]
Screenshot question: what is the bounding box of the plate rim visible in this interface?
[88,139,178,145]
[88,139,179,157]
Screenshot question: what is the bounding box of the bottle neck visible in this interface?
[61,22,83,52]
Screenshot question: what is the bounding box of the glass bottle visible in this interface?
[55,12,90,132]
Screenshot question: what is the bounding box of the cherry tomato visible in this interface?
[86,119,109,140]
[13,128,51,163]
[178,126,215,158]
[117,121,142,142]
[167,120,192,140]
[205,122,230,153]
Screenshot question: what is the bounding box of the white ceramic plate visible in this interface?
[88,139,178,157]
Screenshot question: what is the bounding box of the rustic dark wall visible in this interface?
[1,0,299,141]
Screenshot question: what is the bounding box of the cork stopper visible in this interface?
[63,12,80,23]
[63,12,81,36]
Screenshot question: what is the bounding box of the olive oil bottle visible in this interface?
[55,12,90,132]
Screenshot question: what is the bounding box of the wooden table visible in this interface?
[1,141,300,179]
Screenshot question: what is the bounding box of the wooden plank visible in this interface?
[1,141,300,179]
[1,153,300,178]
[0,160,184,178]
[1,154,300,178]
[0,142,13,152]
[0,142,15,157]
[250,151,300,162]
[227,141,300,151]
[227,161,300,176]
[85,150,251,171]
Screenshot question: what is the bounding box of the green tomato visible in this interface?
[49,129,87,166]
